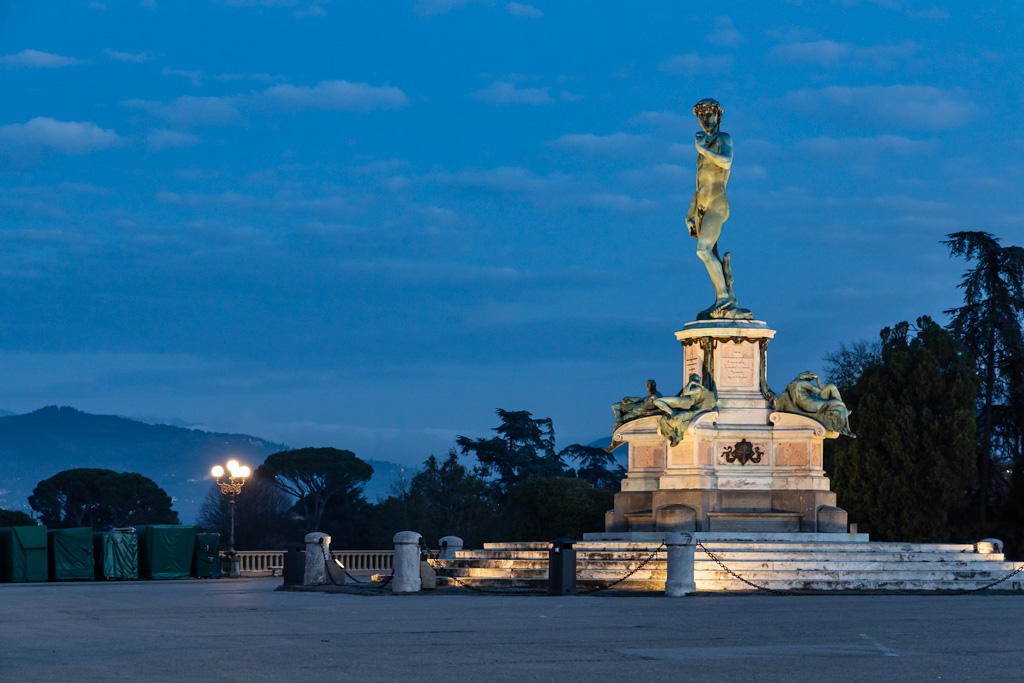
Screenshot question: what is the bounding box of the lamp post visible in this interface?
[211,459,250,578]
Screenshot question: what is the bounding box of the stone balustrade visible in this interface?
[223,550,395,577]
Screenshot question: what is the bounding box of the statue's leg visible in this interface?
[695,207,731,306]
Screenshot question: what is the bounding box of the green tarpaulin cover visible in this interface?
[136,525,196,580]
[193,533,221,578]
[48,527,94,581]
[0,526,48,583]
[93,531,138,580]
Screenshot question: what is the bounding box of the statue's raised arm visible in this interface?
[687,98,752,321]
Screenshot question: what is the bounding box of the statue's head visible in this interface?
[693,98,723,134]
[797,371,818,381]
[645,379,657,394]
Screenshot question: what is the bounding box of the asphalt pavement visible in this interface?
[2,579,1021,682]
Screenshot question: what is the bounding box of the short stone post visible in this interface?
[438,536,463,560]
[665,532,697,597]
[977,538,1004,554]
[392,531,422,593]
[304,532,331,587]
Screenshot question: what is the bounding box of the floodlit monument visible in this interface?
[436,99,1023,592]
[597,98,855,536]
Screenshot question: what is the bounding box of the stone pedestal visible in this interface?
[605,320,846,535]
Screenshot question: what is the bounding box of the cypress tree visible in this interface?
[832,318,977,541]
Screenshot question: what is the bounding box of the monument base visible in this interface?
[582,530,869,542]
[605,320,850,535]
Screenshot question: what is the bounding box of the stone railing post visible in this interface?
[304,532,331,586]
[438,536,463,560]
[392,531,422,593]
[665,532,697,597]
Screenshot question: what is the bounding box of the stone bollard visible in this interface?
[977,538,1004,554]
[665,532,697,597]
[392,531,422,593]
[438,536,464,560]
[304,532,331,586]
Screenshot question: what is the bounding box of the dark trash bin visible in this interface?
[548,537,577,595]
[282,542,304,586]
[193,533,222,579]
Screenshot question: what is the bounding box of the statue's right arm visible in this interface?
[685,193,698,234]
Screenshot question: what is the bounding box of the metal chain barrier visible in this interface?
[324,539,1024,596]
[696,541,1024,596]
[577,542,666,594]
[318,542,394,589]
[696,541,797,595]
[953,561,1024,593]
[425,549,547,594]
[425,543,668,595]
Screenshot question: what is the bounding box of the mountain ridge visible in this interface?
[0,406,404,525]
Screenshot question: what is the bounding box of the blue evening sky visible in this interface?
[1,0,1021,471]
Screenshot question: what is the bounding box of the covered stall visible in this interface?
[0,525,48,583]
[135,525,196,580]
[93,531,139,580]
[48,527,94,581]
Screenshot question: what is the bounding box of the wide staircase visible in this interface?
[432,539,1024,592]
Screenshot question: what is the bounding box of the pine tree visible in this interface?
[455,409,566,491]
[943,232,1024,523]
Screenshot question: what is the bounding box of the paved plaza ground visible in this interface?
[2,579,1023,682]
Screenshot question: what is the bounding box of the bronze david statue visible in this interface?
[686,98,752,320]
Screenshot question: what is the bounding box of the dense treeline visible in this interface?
[826,232,1024,553]
[196,410,620,550]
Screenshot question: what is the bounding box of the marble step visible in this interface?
[437,575,1024,592]
[481,541,979,552]
[452,550,1001,563]
[437,560,1016,574]
[437,562,1020,577]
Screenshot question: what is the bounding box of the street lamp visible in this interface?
[211,459,250,578]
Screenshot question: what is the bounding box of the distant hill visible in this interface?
[0,406,413,525]
[0,406,289,524]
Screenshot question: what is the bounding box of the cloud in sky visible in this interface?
[128,80,407,127]
[660,53,734,75]
[506,2,542,18]
[0,117,125,154]
[216,72,279,82]
[771,40,916,68]
[414,0,469,16]
[706,16,742,47]
[104,49,151,63]
[794,135,938,158]
[125,95,244,127]
[780,85,978,130]
[550,132,648,157]
[256,80,409,112]
[471,81,553,105]
[148,129,201,150]
[162,67,204,87]
[0,49,83,68]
